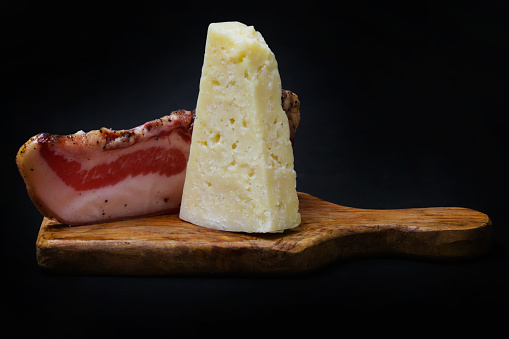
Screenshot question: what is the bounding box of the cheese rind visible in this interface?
[179,22,301,233]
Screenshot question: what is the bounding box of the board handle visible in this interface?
[298,193,492,259]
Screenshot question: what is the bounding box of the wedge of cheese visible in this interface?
[179,21,301,233]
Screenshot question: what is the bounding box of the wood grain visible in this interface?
[36,192,491,275]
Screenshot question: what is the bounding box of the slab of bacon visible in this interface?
[16,90,300,225]
[17,110,194,225]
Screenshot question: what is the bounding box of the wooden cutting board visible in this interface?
[36,192,491,275]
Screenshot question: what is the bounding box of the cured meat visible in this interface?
[17,110,193,225]
[281,89,300,145]
[16,90,300,226]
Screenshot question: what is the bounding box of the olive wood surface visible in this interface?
[36,192,491,275]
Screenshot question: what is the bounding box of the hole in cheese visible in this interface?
[270,153,281,165]
[231,51,246,64]
[211,132,221,144]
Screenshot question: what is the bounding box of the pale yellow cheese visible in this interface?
[179,21,301,233]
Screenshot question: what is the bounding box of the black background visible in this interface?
[2,1,508,337]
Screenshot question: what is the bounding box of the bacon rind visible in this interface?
[31,109,194,151]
